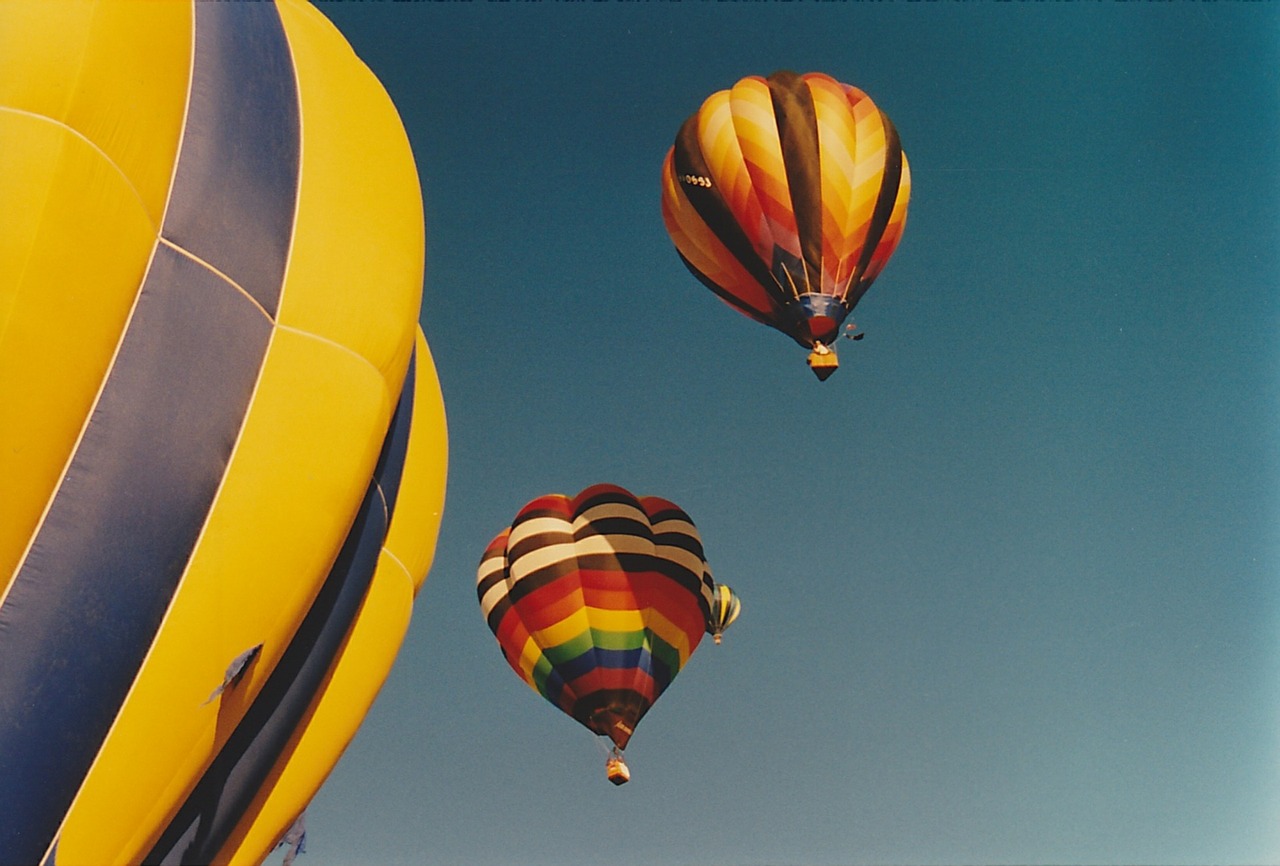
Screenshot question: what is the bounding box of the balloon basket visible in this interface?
[605,752,631,786]
[806,346,839,381]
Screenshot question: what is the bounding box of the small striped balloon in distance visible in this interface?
[661,70,911,380]
[477,484,736,782]
[708,583,743,645]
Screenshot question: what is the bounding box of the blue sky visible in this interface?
[299,3,1279,864]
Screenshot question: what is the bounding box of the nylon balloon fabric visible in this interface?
[0,2,447,864]
[477,484,716,750]
[661,70,911,369]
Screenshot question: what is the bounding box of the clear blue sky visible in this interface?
[299,3,1279,864]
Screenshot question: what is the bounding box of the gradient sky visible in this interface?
[294,3,1279,864]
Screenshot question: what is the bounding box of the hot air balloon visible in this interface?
[0,2,447,864]
[708,584,742,645]
[661,70,911,380]
[476,484,721,785]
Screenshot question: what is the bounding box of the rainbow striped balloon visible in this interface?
[477,484,716,750]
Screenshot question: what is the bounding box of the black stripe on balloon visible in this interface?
[844,112,905,311]
[146,355,420,864]
[573,485,639,515]
[646,504,697,526]
[575,515,653,542]
[652,527,704,561]
[161,1,299,318]
[767,70,824,297]
[144,481,388,866]
[505,524,575,567]
[371,347,417,517]
[674,250,777,329]
[485,592,516,640]
[575,552,654,575]
[670,116,788,318]
[503,556,584,605]
[651,559,706,599]
[502,548,667,608]
[476,555,509,604]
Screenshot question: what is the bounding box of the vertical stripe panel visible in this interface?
[667,124,787,324]
[371,348,415,515]
[0,248,273,865]
[145,482,389,866]
[0,5,300,863]
[146,368,418,865]
[768,71,824,296]
[847,115,905,308]
[162,1,298,317]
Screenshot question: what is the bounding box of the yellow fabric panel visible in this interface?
[56,327,395,866]
[586,607,647,635]
[518,634,551,683]
[533,607,613,650]
[0,2,93,119]
[807,75,861,284]
[0,0,190,227]
[215,557,415,866]
[864,153,911,285]
[727,77,798,255]
[643,608,694,665]
[696,90,771,268]
[383,328,449,595]
[274,0,424,386]
[0,116,154,594]
[847,94,890,263]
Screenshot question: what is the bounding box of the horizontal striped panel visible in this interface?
[476,484,713,749]
[525,605,596,652]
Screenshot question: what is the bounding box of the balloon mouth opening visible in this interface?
[788,294,849,347]
[805,315,840,345]
[584,704,640,750]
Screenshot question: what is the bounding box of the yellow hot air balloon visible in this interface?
[0,2,447,864]
[707,583,742,645]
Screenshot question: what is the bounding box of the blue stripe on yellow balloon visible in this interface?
[0,5,299,862]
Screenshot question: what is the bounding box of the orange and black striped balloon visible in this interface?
[661,70,910,362]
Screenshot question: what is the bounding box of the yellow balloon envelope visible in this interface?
[0,1,447,864]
